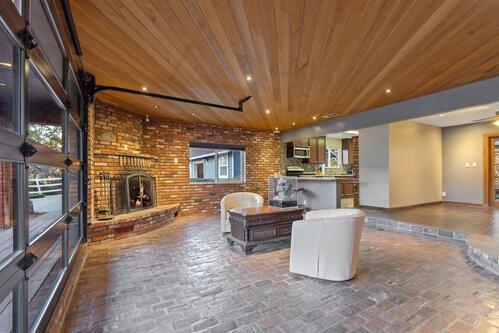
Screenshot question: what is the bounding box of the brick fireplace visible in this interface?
[86,100,281,241]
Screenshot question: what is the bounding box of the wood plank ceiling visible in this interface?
[71,0,499,131]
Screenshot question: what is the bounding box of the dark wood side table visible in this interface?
[227,206,305,254]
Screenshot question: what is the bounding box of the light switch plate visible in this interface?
[472,162,477,167]
[465,162,470,168]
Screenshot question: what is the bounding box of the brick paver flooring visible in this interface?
[64,215,499,333]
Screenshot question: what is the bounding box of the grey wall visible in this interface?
[359,125,390,208]
[442,122,497,204]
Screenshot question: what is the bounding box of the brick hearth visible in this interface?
[87,204,179,244]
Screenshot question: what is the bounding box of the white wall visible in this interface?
[442,122,497,204]
[359,125,390,208]
[389,121,442,208]
[359,121,442,208]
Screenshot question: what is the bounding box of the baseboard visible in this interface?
[46,244,88,333]
[360,201,443,211]
[442,201,486,207]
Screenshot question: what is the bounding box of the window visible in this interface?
[28,66,64,152]
[30,0,64,81]
[327,148,341,168]
[28,165,63,240]
[0,26,19,131]
[189,144,245,183]
[218,154,228,178]
[0,162,17,264]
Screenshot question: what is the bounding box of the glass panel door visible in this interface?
[0,1,86,331]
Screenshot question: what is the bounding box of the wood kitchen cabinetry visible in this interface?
[342,138,354,165]
[308,136,326,163]
[340,180,354,197]
[288,137,326,163]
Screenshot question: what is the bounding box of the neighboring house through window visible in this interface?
[189,143,245,183]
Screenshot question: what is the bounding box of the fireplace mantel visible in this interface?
[95,152,158,169]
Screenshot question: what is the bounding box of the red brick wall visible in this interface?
[87,103,95,222]
[90,101,281,217]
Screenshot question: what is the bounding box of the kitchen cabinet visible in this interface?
[341,181,354,197]
[308,136,326,163]
[294,138,309,147]
[342,138,354,165]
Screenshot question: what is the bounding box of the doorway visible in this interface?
[484,135,499,207]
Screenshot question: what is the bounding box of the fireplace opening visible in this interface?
[125,173,156,211]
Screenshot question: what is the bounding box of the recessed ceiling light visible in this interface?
[246,75,252,81]
[142,86,147,91]
[312,116,317,120]
[0,62,12,67]
[385,88,392,94]
[292,122,296,126]
[154,105,159,108]
[265,109,270,114]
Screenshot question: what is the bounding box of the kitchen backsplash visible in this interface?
[319,166,352,176]
[279,144,352,175]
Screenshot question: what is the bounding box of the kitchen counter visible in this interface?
[284,175,355,181]
[270,176,341,209]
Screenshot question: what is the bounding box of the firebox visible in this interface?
[124,173,156,212]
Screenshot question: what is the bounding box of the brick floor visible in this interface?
[63,215,499,333]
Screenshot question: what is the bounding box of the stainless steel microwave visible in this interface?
[294,146,310,158]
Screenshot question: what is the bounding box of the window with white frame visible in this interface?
[327,148,341,168]
[218,154,228,178]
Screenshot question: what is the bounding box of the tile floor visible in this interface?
[362,203,499,236]
[64,215,499,333]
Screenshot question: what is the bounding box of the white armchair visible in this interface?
[290,209,365,281]
[220,192,264,233]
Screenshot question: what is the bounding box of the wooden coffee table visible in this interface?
[227,206,305,254]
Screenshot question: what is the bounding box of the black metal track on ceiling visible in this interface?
[61,0,251,112]
[93,85,252,112]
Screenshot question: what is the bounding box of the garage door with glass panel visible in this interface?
[0,1,85,332]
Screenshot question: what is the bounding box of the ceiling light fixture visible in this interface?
[142,86,147,91]
[0,62,12,67]
[265,109,270,114]
[385,88,392,94]
[494,120,499,127]
[439,114,445,117]
[312,116,317,120]
[322,113,338,119]
[0,83,6,87]
[246,75,252,81]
